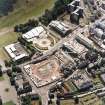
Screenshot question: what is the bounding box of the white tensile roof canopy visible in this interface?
[22,26,45,40]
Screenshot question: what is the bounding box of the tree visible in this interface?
[0,65,3,77]
[48,99,52,105]
[39,0,73,25]
[14,25,19,32]
[16,66,22,73]
[12,65,17,72]
[56,99,60,105]
[18,37,27,45]
[7,69,12,77]
[63,0,73,5]
[74,97,79,104]
[21,96,31,105]
[44,9,53,23]
[12,65,22,73]
[0,97,3,105]
[28,19,39,27]
[4,60,11,67]
[10,76,15,85]
[49,93,54,99]
[23,82,32,93]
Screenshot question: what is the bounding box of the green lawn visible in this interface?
[0,0,55,28]
[0,76,4,81]
[60,99,81,105]
[65,80,77,93]
[0,32,18,47]
[0,31,18,60]
[92,75,104,88]
[3,101,15,105]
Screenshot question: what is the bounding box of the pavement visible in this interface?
[0,59,8,73]
[0,74,19,105]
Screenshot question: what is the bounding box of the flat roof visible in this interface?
[5,42,28,61]
[49,20,70,34]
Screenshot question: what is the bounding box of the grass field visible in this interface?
[3,101,15,105]
[0,31,18,60]
[0,0,55,28]
[0,76,4,81]
[60,99,81,105]
[0,0,55,60]
[0,32,18,47]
